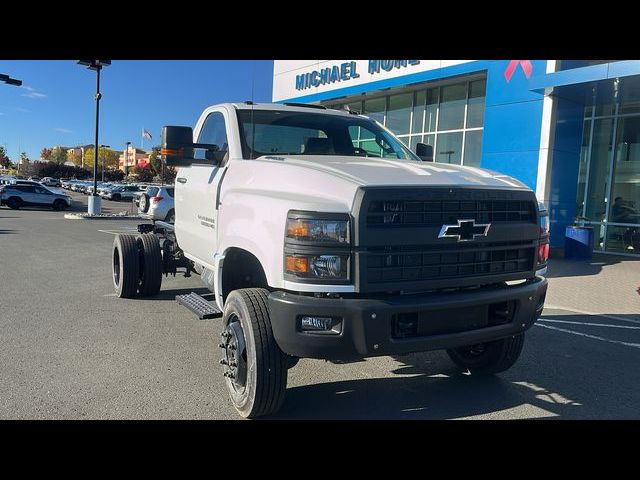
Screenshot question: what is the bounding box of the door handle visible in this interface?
[177,177,187,184]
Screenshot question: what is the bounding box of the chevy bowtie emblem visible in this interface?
[438,219,491,242]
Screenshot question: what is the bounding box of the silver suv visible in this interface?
[137,185,175,222]
[0,183,72,210]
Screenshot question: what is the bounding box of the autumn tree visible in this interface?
[51,146,68,164]
[40,147,53,161]
[83,147,120,170]
[67,149,83,166]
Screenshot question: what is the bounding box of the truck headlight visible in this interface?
[284,211,351,283]
[286,214,349,245]
[285,254,349,280]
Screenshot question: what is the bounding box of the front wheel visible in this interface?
[219,288,287,418]
[446,334,525,375]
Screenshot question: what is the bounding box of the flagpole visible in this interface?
[141,127,144,152]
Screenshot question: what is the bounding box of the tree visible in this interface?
[0,146,10,168]
[51,146,68,164]
[149,145,161,175]
[84,147,120,170]
[67,149,82,167]
[40,148,53,161]
[20,152,29,163]
[131,164,154,183]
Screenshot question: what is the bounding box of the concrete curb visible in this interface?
[64,213,146,220]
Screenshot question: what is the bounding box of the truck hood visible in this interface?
[259,155,529,190]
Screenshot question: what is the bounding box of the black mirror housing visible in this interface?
[162,126,224,167]
[415,142,434,162]
[162,126,196,167]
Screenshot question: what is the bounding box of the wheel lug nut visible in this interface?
[218,343,225,348]
[230,362,237,367]
[219,359,228,365]
[230,345,237,350]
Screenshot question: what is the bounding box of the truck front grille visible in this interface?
[365,242,535,284]
[367,199,535,227]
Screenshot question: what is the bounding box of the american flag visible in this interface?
[142,129,152,140]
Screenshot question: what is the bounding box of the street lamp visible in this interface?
[125,141,131,176]
[77,60,111,215]
[0,74,22,87]
[100,144,110,182]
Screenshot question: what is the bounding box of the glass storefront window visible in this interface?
[412,91,425,135]
[608,116,640,225]
[438,84,466,131]
[605,225,640,254]
[425,88,439,132]
[435,132,463,164]
[463,130,483,167]
[466,80,486,128]
[387,93,412,136]
[329,78,485,167]
[584,117,614,221]
[575,119,591,217]
[363,97,385,125]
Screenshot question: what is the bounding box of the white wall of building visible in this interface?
[273,60,475,102]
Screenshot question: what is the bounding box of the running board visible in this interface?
[176,292,222,319]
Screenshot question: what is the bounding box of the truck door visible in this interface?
[175,110,229,268]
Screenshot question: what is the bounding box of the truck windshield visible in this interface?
[237,109,420,161]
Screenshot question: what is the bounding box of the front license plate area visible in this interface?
[392,305,489,339]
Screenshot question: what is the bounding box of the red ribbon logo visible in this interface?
[504,60,533,82]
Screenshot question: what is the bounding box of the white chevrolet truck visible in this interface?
[111,102,549,418]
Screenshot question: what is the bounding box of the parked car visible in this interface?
[28,176,41,182]
[138,185,175,222]
[103,184,139,201]
[41,177,61,187]
[0,183,72,210]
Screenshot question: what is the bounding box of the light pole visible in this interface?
[100,144,110,182]
[77,60,111,214]
[125,141,131,177]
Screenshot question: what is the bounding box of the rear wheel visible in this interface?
[139,193,150,213]
[136,233,162,297]
[52,199,67,211]
[112,234,140,298]
[446,334,525,375]
[7,197,22,210]
[219,288,287,418]
[112,193,121,202]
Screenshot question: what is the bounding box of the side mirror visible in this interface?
[161,126,223,167]
[415,143,434,162]
[161,126,195,167]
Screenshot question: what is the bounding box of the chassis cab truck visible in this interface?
[111,103,549,418]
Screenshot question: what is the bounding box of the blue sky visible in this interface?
[0,60,274,160]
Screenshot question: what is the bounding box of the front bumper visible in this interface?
[268,277,547,360]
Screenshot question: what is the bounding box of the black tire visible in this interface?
[220,288,287,418]
[112,193,121,202]
[136,234,162,297]
[112,234,140,298]
[7,197,22,210]
[139,193,150,213]
[52,199,67,211]
[446,334,525,375]
[164,209,175,223]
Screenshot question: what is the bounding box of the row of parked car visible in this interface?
[0,175,72,210]
[61,179,175,222]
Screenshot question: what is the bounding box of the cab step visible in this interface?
[175,292,222,319]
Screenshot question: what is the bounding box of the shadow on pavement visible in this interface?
[0,229,16,234]
[269,316,640,419]
[546,253,639,279]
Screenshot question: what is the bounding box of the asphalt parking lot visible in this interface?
[1,192,639,419]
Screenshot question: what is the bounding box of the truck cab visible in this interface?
[111,102,549,418]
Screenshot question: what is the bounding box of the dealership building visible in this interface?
[272,60,640,257]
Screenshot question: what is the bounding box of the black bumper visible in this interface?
[268,277,548,360]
